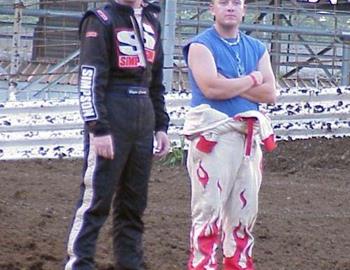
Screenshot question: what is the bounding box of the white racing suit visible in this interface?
[184,105,276,270]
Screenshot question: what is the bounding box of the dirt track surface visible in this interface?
[0,138,350,270]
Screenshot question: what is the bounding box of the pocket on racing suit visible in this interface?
[189,136,216,163]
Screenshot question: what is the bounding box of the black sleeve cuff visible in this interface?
[155,125,168,134]
[86,120,110,136]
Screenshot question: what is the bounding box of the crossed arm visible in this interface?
[187,43,277,103]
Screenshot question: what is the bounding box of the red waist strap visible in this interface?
[245,118,256,157]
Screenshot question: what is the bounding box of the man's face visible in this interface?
[116,0,141,7]
[211,0,246,28]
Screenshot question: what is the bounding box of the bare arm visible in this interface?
[240,50,277,104]
[188,43,256,100]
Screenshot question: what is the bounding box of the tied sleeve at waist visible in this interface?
[183,104,277,153]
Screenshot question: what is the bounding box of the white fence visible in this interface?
[0,86,350,160]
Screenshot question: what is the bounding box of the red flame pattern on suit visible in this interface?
[223,223,254,270]
[196,160,209,188]
[240,190,247,209]
[188,220,220,270]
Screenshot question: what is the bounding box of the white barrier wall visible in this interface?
[1,86,350,160]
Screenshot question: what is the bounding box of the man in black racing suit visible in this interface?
[64,1,170,269]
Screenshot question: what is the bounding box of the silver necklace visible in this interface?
[219,32,245,76]
[220,32,240,46]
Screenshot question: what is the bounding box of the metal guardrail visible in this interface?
[1,0,350,100]
[1,86,350,160]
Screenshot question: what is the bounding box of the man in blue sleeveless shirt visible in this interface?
[183,0,276,269]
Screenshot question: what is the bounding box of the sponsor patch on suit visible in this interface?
[115,22,156,69]
[86,31,98,38]
[79,65,98,121]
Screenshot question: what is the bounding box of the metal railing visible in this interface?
[0,0,104,101]
[1,0,350,102]
[1,86,350,160]
[175,0,350,89]
[0,1,349,160]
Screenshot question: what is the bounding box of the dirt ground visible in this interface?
[0,138,350,270]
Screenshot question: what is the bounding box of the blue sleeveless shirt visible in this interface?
[183,26,266,117]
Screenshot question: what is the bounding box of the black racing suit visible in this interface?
[64,1,169,270]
